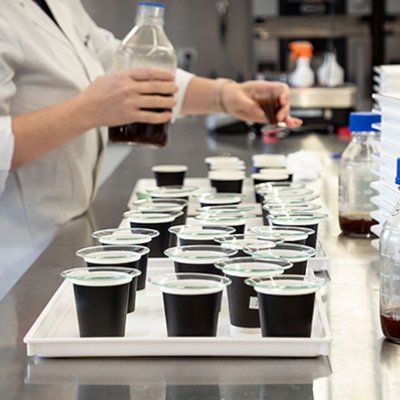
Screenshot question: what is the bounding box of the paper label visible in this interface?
[249,296,259,310]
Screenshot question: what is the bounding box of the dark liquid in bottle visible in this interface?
[257,96,278,125]
[109,96,172,147]
[339,214,378,236]
[381,309,400,343]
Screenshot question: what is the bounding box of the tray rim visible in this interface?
[24,261,332,359]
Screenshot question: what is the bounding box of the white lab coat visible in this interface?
[0,0,193,298]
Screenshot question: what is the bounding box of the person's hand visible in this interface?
[79,68,178,129]
[220,80,302,128]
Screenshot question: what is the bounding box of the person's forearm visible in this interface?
[11,94,93,170]
[180,76,233,116]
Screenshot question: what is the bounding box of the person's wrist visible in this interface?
[212,78,235,113]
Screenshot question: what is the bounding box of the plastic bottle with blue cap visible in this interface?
[379,156,400,343]
[108,1,176,147]
[338,111,381,236]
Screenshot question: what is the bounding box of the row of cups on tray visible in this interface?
[62,176,327,340]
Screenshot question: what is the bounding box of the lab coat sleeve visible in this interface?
[0,15,23,196]
[67,0,121,74]
[173,69,195,121]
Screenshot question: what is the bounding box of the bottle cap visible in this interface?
[138,2,165,8]
[396,157,400,185]
[349,112,381,132]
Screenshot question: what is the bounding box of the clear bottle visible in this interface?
[379,157,400,343]
[109,2,177,147]
[338,112,381,236]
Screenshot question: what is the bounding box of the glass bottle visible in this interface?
[338,112,381,236]
[379,157,400,343]
[109,2,177,147]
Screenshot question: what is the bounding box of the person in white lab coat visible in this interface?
[0,0,300,298]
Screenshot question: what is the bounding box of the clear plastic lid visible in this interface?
[264,195,319,206]
[92,228,159,245]
[195,214,253,226]
[164,245,237,264]
[260,188,314,200]
[146,185,198,198]
[61,267,140,287]
[197,205,256,215]
[205,156,240,165]
[249,226,314,242]
[208,170,246,181]
[76,246,144,264]
[245,274,325,296]
[124,211,182,224]
[130,198,187,212]
[244,243,316,262]
[149,272,231,295]
[262,203,321,215]
[252,172,289,181]
[269,212,328,226]
[151,165,187,173]
[214,257,291,277]
[196,193,245,205]
[255,181,306,194]
[214,234,278,251]
[169,225,235,240]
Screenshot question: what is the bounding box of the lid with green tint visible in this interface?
[92,228,159,245]
[164,245,237,264]
[150,272,231,295]
[169,225,235,240]
[245,274,325,295]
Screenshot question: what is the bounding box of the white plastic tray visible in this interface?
[24,259,331,358]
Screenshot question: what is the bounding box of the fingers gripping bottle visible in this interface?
[109,2,177,147]
[379,157,400,343]
[338,112,380,236]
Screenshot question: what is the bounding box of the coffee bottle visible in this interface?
[338,112,381,236]
[379,157,400,343]
[109,2,177,147]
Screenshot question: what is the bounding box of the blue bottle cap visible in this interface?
[396,157,400,185]
[138,2,165,8]
[349,112,381,132]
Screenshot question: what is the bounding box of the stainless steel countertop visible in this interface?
[1,118,399,400]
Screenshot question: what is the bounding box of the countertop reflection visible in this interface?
[0,119,398,400]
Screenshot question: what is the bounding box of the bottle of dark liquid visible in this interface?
[379,157,400,344]
[338,112,381,236]
[109,2,177,147]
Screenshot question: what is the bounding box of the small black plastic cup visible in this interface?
[92,228,157,290]
[149,272,231,337]
[195,214,254,235]
[164,245,237,275]
[152,164,188,187]
[169,225,235,246]
[196,192,245,208]
[61,267,138,337]
[130,198,188,226]
[205,156,240,170]
[214,233,278,257]
[76,246,142,312]
[245,274,324,337]
[249,226,315,246]
[208,170,245,193]
[251,171,290,203]
[125,211,182,257]
[244,243,316,275]
[252,154,286,173]
[261,202,321,225]
[214,257,291,334]
[146,186,197,225]
[268,212,328,249]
